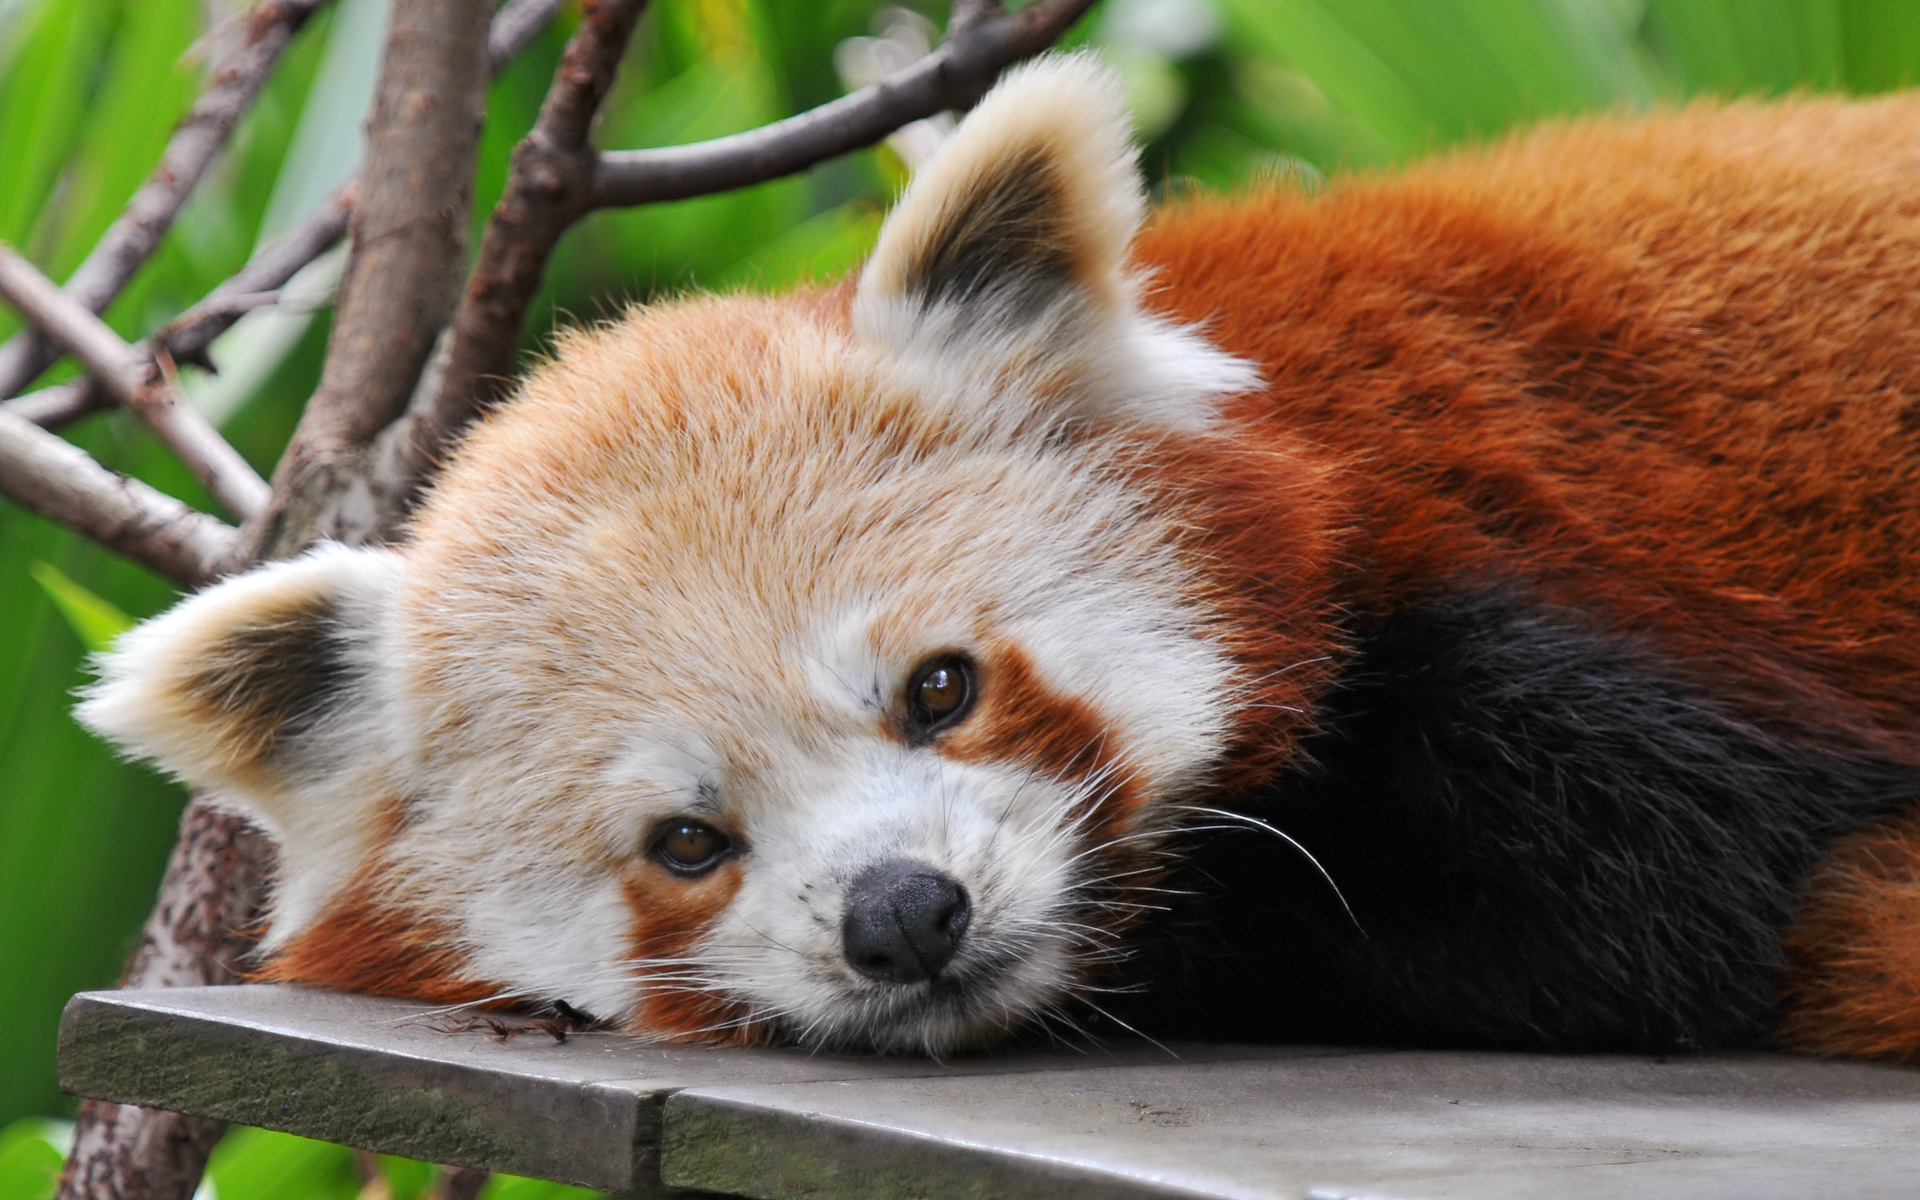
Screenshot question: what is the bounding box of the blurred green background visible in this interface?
[3,0,1919,1195]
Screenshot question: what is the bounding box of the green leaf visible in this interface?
[38,0,202,286]
[0,0,115,250]
[714,201,882,291]
[1216,0,1653,167]
[28,560,136,654]
[1839,0,1920,92]
[205,1127,358,1200]
[0,1118,66,1200]
[479,1173,604,1200]
[1645,0,1846,96]
[379,1154,436,1200]
[0,432,189,1128]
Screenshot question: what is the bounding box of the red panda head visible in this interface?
[80,56,1335,1052]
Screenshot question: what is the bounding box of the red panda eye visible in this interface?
[652,820,731,875]
[906,654,976,735]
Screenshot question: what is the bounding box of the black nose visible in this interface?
[842,860,972,984]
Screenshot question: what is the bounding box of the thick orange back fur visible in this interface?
[1140,95,1920,1057]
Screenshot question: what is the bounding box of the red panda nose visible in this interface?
[842,860,973,984]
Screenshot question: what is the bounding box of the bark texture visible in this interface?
[246,0,495,560]
[55,802,274,1200]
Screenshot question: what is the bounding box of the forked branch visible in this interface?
[7,184,355,430]
[393,0,653,499]
[9,0,565,432]
[243,0,497,560]
[399,0,1099,501]
[0,246,270,521]
[0,0,332,400]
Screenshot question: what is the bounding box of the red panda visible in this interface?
[81,56,1920,1060]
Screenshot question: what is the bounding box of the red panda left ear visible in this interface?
[853,53,1258,434]
[75,544,410,843]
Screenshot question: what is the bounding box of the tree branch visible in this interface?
[427,1165,491,1200]
[0,407,238,588]
[7,184,355,430]
[385,0,1096,504]
[55,801,273,1200]
[591,0,1098,207]
[0,246,270,521]
[11,0,568,434]
[388,0,650,505]
[156,186,359,373]
[243,0,496,560]
[20,0,561,426]
[0,0,332,401]
[489,0,570,71]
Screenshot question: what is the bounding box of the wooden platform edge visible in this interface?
[661,1087,1217,1200]
[56,990,666,1194]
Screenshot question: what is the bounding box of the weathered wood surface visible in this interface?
[59,986,1920,1199]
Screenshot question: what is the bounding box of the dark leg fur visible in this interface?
[1110,593,1920,1052]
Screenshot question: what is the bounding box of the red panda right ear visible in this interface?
[77,545,409,836]
[853,54,1258,434]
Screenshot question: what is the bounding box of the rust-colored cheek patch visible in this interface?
[944,644,1143,833]
[622,859,765,1043]
[262,877,499,1006]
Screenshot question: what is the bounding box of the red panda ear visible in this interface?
[77,545,408,837]
[853,54,1257,433]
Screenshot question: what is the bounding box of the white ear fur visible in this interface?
[78,544,410,837]
[853,53,1257,433]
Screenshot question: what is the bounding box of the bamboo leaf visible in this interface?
[0,1118,65,1200]
[0,0,115,249]
[28,560,136,654]
[1645,0,1846,95]
[1839,0,1920,91]
[205,1127,357,1200]
[39,0,201,288]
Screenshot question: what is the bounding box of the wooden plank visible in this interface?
[663,1050,1920,1200]
[59,986,1920,1199]
[55,985,1215,1193]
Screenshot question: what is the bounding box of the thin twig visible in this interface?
[0,0,332,401]
[160,183,359,370]
[243,0,496,560]
[0,407,238,588]
[7,0,560,432]
[391,0,650,506]
[590,0,1098,207]
[489,0,569,70]
[4,181,355,430]
[0,246,270,520]
[391,0,1096,507]
[6,381,89,427]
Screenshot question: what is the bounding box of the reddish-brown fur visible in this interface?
[948,644,1115,781]
[1784,808,1920,1056]
[946,642,1149,856]
[621,859,758,1040]
[263,879,500,1006]
[1134,95,1920,1058]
